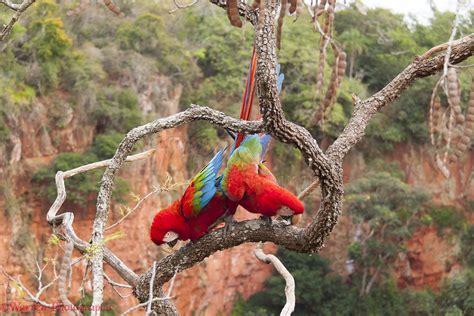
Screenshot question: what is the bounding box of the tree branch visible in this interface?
[326,33,474,161]
[0,0,35,41]
[132,27,473,316]
[254,243,295,316]
[88,106,263,309]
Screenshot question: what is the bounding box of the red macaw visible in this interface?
[150,149,238,247]
[221,134,304,220]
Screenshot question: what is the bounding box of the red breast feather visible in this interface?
[239,172,304,217]
[188,193,238,241]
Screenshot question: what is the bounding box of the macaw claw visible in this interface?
[260,215,272,225]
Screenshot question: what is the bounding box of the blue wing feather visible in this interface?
[259,134,271,160]
[276,63,285,93]
[192,148,225,211]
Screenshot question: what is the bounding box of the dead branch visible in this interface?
[58,240,80,316]
[122,267,178,316]
[47,149,161,290]
[1,259,58,308]
[37,0,473,313]
[254,243,295,316]
[326,33,474,161]
[0,0,35,41]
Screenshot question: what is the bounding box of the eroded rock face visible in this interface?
[395,227,462,289]
[0,80,473,314]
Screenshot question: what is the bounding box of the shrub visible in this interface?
[427,205,467,233]
[92,88,143,134]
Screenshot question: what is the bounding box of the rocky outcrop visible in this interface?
[1,76,473,314]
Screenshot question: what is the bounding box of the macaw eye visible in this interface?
[163,231,179,243]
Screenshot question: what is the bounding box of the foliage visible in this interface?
[32,150,129,205]
[91,132,124,160]
[460,225,474,267]
[233,249,420,315]
[233,249,355,316]
[436,271,474,315]
[92,88,143,134]
[426,205,467,233]
[345,171,428,291]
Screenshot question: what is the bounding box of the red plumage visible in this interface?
[150,192,238,246]
[238,170,304,217]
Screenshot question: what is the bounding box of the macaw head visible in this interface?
[150,200,189,247]
[234,134,262,165]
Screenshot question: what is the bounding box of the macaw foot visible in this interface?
[260,215,272,225]
[223,215,236,234]
[279,215,292,226]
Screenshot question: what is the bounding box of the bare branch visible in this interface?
[121,267,178,316]
[254,243,295,316]
[0,0,35,41]
[89,105,263,308]
[58,241,80,316]
[1,262,58,308]
[326,33,474,161]
[46,149,159,289]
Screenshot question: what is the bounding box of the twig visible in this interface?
[169,0,199,13]
[104,273,132,299]
[106,182,182,231]
[1,262,58,308]
[298,179,320,200]
[146,261,157,315]
[254,243,295,316]
[0,0,36,41]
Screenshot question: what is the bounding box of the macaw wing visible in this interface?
[259,134,271,161]
[276,63,285,93]
[181,148,225,219]
[221,135,261,201]
[258,162,277,183]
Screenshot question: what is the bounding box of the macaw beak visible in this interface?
[163,231,179,248]
[167,239,178,248]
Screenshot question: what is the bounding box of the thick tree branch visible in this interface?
[89,106,263,309]
[326,33,474,161]
[132,25,473,316]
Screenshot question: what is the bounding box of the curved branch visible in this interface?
[134,219,305,301]
[132,24,473,314]
[326,33,474,161]
[0,0,35,41]
[254,243,295,316]
[89,106,263,308]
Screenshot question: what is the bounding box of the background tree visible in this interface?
[0,0,473,314]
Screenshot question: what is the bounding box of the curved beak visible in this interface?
[167,239,178,248]
[163,231,179,248]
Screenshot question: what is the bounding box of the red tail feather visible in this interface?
[235,47,258,148]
